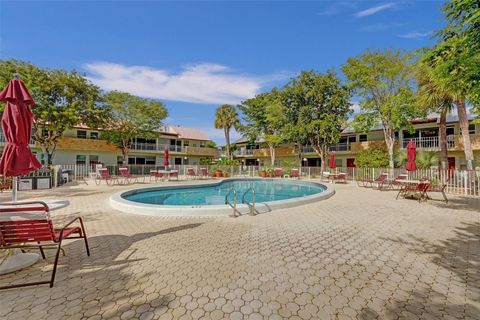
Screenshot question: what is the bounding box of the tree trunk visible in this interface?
[122,149,129,165]
[384,127,395,169]
[268,144,276,166]
[456,99,475,170]
[438,109,448,170]
[224,128,230,159]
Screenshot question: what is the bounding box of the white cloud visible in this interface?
[354,3,396,18]
[398,31,432,39]
[84,62,286,105]
[350,101,361,114]
[358,22,405,32]
[318,2,356,16]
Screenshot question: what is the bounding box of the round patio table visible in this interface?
[0,199,70,275]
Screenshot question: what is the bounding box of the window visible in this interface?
[200,141,206,147]
[359,134,368,142]
[89,155,99,165]
[117,156,123,165]
[145,157,156,165]
[76,155,86,165]
[90,132,99,140]
[469,124,476,135]
[77,130,87,139]
[128,156,156,165]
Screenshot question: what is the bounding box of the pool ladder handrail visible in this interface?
[225,188,241,217]
[241,187,258,215]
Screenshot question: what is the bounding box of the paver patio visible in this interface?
[0,179,479,320]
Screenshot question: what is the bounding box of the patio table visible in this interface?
[0,199,70,275]
[396,180,430,200]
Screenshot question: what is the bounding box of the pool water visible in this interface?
[123,179,326,206]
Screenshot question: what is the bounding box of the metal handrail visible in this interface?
[241,187,257,215]
[225,188,239,217]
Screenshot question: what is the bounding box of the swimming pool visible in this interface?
[110,179,334,216]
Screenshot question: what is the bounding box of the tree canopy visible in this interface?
[214,104,240,159]
[342,49,419,168]
[0,60,104,164]
[102,91,168,165]
[282,70,352,171]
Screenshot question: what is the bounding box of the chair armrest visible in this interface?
[57,217,84,241]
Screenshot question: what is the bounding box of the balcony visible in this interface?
[401,136,455,149]
[301,143,351,153]
[185,146,220,157]
[233,149,254,157]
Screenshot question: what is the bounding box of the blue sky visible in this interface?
[0,0,444,144]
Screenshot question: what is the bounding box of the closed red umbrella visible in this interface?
[329,152,336,169]
[0,76,42,201]
[164,147,169,167]
[405,140,417,171]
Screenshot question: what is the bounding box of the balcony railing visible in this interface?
[233,149,254,156]
[401,136,455,149]
[301,143,351,153]
[130,142,187,153]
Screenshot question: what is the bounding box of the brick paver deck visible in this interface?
[0,179,479,320]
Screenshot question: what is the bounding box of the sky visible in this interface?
[0,0,445,144]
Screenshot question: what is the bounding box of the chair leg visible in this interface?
[442,191,448,203]
[38,243,46,259]
[78,218,91,256]
[50,243,62,288]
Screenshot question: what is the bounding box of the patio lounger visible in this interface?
[187,167,197,180]
[291,168,299,179]
[274,168,283,178]
[364,173,388,189]
[383,173,408,190]
[322,172,331,181]
[200,167,209,179]
[149,169,163,182]
[119,167,140,184]
[334,172,347,183]
[0,201,90,290]
[95,168,120,185]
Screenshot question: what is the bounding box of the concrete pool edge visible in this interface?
[109,178,335,217]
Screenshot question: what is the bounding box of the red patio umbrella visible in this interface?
[329,152,336,169]
[164,147,169,167]
[0,75,42,201]
[405,140,417,171]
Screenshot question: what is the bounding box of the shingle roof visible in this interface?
[169,126,209,141]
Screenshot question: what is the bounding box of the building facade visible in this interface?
[0,125,220,166]
[233,115,480,170]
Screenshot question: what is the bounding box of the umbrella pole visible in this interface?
[12,177,18,202]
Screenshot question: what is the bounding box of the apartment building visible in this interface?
[233,115,480,170]
[0,125,220,166]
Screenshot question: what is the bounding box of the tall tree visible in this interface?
[239,89,286,166]
[214,104,240,159]
[422,0,480,170]
[102,91,168,165]
[342,49,419,168]
[0,60,104,164]
[282,70,352,173]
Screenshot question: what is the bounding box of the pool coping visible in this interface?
[109,178,335,217]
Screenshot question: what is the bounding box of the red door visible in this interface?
[448,157,455,170]
[347,158,356,168]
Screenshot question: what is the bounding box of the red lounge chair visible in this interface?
[149,169,164,182]
[334,172,347,183]
[119,167,139,184]
[291,168,299,179]
[187,167,197,180]
[364,172,388,188]
[95,168,119,185]
[0,201,90,290]
[200,168,209,179]
[383,173,408,190]
[274,168,283,178]
[166,169,179,181]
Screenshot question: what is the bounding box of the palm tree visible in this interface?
[415,60,454,170]
[214,104,240,159]
[423,40,476,170]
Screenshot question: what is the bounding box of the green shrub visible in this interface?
[355,148,390,168]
